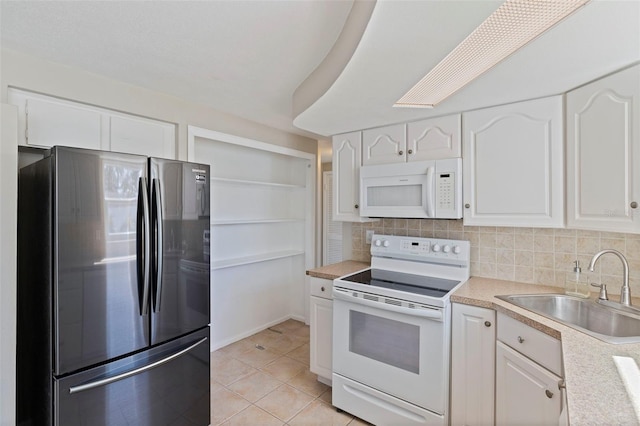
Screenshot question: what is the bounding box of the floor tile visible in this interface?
[318,388,332,405]
[270,319,305,333]
[260,356,308,382]
[255,384,315,422]
[286,342,310,365]
[288,400,353,426]
[233,345,280,368]
[211,388,250,425]
[215,338,257,358]
[227,370,282,403]
[287,369,329,398]
[221,405,284,426]
[211,357,256,386]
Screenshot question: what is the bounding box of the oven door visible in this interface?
[332,287,449,415]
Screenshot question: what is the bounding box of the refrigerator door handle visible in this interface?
[137,177,151,316]
[68,336,208,394]
[152,178,164,312]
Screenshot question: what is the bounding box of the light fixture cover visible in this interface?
[394,0,590,108]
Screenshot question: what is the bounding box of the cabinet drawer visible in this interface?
[310,277,333,299]
[497,312,562,376]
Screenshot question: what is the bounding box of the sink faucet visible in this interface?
[588,249,632,306]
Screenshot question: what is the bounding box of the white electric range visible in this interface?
[332,233,470,426]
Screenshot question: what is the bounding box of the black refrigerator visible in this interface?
[17,146,211,426]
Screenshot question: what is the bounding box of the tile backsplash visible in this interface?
[351,219,640,296]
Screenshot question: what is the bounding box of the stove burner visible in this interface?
[342,268,460,299]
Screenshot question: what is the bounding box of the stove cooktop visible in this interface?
[340,268,460,299]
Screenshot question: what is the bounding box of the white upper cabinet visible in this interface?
[362,124,406,165]
[21,97,104,150]
[407,114,461,160]
[9,88,176,159]
[333,131,373,222]
[361,116,461,166]
[462,96,564,227]
[566,64,640,233]
[110,115,175,159]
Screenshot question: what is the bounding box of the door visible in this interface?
[566,64,640,233]
[332,290,448,413]
[150,159,210,345]
[462,96,564,227]
[332,131,364,221]
[362,124,407,165]
[55,327,209,426]
[54,147,149,375]
[450,303,495,426]
[407,114,461,161]
[495,341,562,425]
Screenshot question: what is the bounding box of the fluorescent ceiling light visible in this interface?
[394,0,590,108]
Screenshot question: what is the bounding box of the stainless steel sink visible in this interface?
[496,294,640,344]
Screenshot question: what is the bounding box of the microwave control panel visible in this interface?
[437,172,455,211]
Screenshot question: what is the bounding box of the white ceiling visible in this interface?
[295,0,640,136]
[2,1,639,139]
[0,0,354,139]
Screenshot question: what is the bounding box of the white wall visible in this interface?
[0,48,319,425]
[0,104,18,426]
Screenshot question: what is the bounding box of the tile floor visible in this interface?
[210,319,369,425]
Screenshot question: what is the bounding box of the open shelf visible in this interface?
[211,250,305,270]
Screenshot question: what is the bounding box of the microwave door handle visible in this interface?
[425,166,436,218]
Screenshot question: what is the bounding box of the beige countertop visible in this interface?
[306,260,370,280]
[453,277,640,426]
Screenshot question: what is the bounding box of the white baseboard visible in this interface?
[210,314,306,352]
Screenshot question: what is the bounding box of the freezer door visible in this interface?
[55,327,210,426]
[149,159,210,345]
[54,147,150,375]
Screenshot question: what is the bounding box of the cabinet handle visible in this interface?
[545,390,554,399]
[354,204,359,209]
[321,286,325,292]
[631,201,638,209]
[484,321,492,327]
[517,336,525,343]
[398,151,404,156]
[408,149,413,154]
[464,203,470,209]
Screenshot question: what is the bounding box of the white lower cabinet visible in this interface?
[450,303,495,426]
[495,313,566,426]
[309,277,333,383]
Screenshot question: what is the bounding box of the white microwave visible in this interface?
[359,158,462,219]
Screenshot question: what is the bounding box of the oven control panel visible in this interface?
[371,234,470,265]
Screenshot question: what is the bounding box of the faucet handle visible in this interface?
[590,282,608,301]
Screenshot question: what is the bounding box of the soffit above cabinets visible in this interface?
[293,0,640,137]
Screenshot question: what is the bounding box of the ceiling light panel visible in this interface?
[395,0,590,108]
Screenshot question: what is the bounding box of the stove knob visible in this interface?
[443,245,451,253]
[453,245,462,254]
[374,239,382,247]
[383,240,390,247]
[432,243,441,252]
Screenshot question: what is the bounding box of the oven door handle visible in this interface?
[333,288,443,321]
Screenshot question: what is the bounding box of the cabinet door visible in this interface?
[496,341,562,426]
[332,131,363,221]
[110,115,176,159]
[309,295,332,380]
[362,124,407,165]
[450,303,495,426]
[407,114,461,161]
[566,64,640,233]
[24,97,104,149]
[463,96,564,227]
